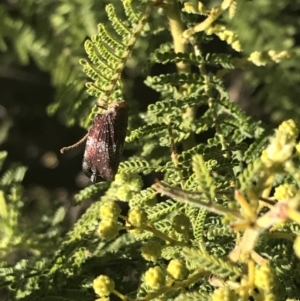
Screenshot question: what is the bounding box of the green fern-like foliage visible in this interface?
[2,0,300,301]
[0,152,68,299]
[79,0,157,109]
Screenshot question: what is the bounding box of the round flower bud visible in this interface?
[127,174,143,191]
[99,202,121,221]
[93,275,115,297]
[211,286,238,301]
[225,32,234,44]
[114,173,143,191]
[114,173,127,184]
[144,266,165,289]
[141,241,162,262]
[261,119,297,168]
[274,183,297,201]
[167,259,188,280]
[98,220,119,240]
[128,208,147,228]
[254,264,273,291]
[231,40,241,52]
[248,51,267,66]
[218,32,226,41]
[116,186,134,201]
[172,214,191,234]
[279,119,298,138]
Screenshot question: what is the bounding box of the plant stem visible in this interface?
[163,0,195,150]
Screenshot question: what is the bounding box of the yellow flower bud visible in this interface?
[144,266,165,289]
[128,208,147,227]
[98,220,119,240]
[211,286,238,301]
[99,201,121,221]
[141,241,162,262]
[93,275,114,297]
[167,259,188,280]
[274,183,297,201]
[254,264,274,291]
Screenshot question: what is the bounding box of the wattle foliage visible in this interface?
[1,1,300,300]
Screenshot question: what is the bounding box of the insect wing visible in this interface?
[82,113,107,181]
[94,102,128,181]
[83,102,128,183]
[110,102,128,164]
[93,113,117,181]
